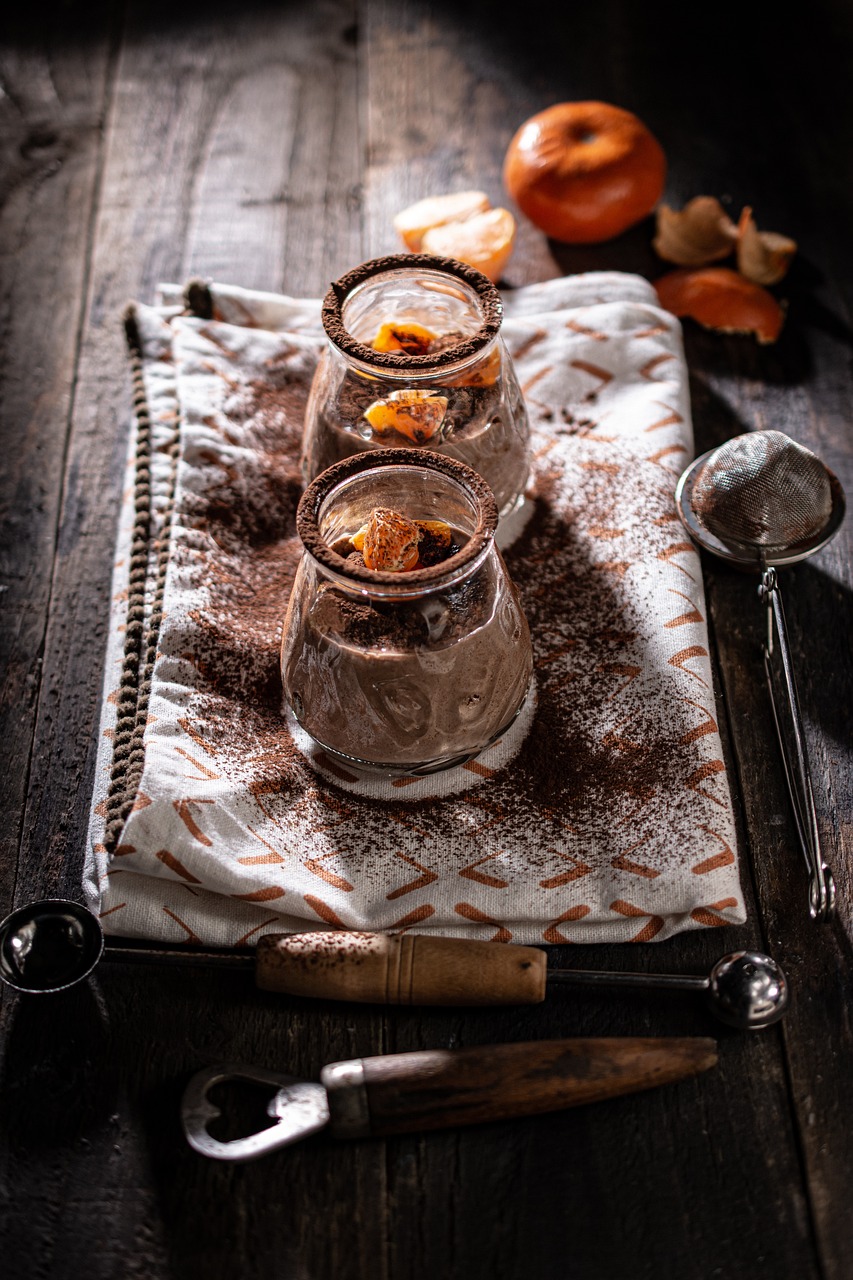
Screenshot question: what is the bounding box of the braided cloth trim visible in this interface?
[103,306,180,851]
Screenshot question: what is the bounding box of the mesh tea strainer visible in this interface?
[676,429,845,921]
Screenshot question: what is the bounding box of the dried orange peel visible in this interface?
[654,196,797,286]
[654,267,785,344]
[653,196,737,266]
[372,321,437,355]
[363,389,448,444]
[736,207,797,286]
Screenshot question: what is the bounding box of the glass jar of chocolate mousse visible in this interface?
[301,253,530,518]
[281,449,533,775]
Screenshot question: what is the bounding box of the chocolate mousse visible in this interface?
[281,454,534,774]
[282,555,532,771]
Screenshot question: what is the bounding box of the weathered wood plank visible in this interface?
[0,4,117,914]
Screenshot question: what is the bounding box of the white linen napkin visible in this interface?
[84,272,745,947]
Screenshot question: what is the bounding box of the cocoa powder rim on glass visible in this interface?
[297,448,498,587]
[321,253,503,372]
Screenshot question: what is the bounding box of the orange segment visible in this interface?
[372,321,437,355]
[394,191,491,252]
[654,267,784,344]
[364,389,448,444]
[363,508,422,571]
[421,207,516,283]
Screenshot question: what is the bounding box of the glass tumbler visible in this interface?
[281,449,533,775]
[301,253,531,517]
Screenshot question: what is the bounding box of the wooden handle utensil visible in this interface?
[182,1036,719,1160]
[256,929,546,1005]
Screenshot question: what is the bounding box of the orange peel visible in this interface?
[654,267,785,344]
[363,389,448,444]
[362,507,422,572]
[394,191,491,252]
[736,207,797,286]
[653,196,737,266]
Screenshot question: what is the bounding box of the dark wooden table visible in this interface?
[2,2,852,1276]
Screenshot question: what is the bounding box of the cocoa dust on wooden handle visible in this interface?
[255,930,547,1005]
[322,1038,718,1138]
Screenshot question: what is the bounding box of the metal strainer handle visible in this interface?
[759,568,836,921]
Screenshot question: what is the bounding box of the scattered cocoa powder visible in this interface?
[162,327,714,882]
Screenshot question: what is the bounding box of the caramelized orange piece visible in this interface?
[654,267,785,344]
[372,321,437,355]
[364,389,448,443]
[362,508,422,572]
[394,191,491,252]
[422,208,516,283]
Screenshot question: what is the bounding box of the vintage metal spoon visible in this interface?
[0,903,788,1029]
[676,430,845,921]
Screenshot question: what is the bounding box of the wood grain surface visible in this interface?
[1,2,851,1277]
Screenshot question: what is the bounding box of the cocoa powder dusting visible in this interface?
[164,327,711,885]
[170,361,309,799]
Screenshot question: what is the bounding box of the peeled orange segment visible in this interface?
[415,519,453,566]
[363,389,449,444]
[351,523,368,552]
[372,321,437,355]
[393,191,492,252]
[363,507,422,572]
[421,208,516,283]
[654,267,785,345]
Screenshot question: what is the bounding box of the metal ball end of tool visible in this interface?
[706,951,789,1029]
[675,432,845,923]
[0,899,104,994]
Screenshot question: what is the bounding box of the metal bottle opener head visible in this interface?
[181,1064,331,1162]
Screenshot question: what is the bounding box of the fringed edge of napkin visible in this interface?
[102,307,180,853]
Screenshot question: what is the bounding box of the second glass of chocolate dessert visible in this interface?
[302,253,530,517]
[281,449,533,775]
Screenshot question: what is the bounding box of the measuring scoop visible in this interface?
[182,1036,718,1161]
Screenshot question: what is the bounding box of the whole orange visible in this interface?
[503,101,666,243]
